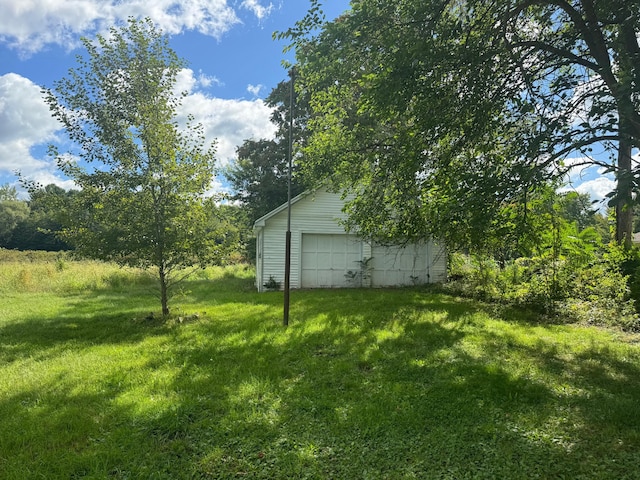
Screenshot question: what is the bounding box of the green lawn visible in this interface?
[1,262,639,479]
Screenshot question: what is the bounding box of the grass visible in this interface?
[1,256,640,478]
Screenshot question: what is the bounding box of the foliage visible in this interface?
[344,256,374,287]
[446,247,639,331]
[224,136,308,224]
[0,249,152,294]
[0,184,19,201]
[0,194,29,248]
[1,264,639,478]
[262,275,281,291]
[40,18,221,315]
[6,184,75,251]
[444,189,636,330]
[282,0,640,247]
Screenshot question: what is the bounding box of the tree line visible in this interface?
[0,183,73,251]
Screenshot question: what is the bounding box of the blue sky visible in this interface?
[0,0,351,195]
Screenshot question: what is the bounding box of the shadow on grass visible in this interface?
[169,296,639,478]
[1,279,639,478]
[0,289,168,364]
[0,267,256,363]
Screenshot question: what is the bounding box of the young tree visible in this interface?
[283,0,640,249]
[42,18,218,316]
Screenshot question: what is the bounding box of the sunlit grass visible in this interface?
[0,256,639,478]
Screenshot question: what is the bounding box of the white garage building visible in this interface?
[253,189,446,292]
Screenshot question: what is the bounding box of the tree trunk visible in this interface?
[159,264,170,317]
[616,137,633,247]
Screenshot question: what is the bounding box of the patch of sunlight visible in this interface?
[297,442,320,461]
[281,373,305,393]
[373,327,403,343]
[458,338,487,361]
[113,386,182,418]
[228,377,281,425]
[428,310,452,323]
[298,313,330,333]
[410,358,428,368]
[507,418,578,453]
[552,382,587,398]
[222,331,252,347]
[334,404,353,422]
[362,342,380,360]
[415,347,460,366]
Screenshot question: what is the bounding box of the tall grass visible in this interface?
[0,249,149,294]
[0,253,639,479]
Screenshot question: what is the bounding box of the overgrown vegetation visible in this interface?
[1,257,639,479]
[445,248,639,332]
[429,187,638,331]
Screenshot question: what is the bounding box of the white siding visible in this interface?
[255,230,263,290]
[428,242,448,283]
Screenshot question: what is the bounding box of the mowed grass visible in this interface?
[1,258,640,479]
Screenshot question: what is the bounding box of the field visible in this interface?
[1,254,640,479]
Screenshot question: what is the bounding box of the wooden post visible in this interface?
[283,68,295,326]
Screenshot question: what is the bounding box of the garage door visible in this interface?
[301,234,362,288]
[371,243,428,287]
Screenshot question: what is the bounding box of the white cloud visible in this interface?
[176,69,276,167]
[176,70,276,192]
[0,0,271,56]
[0,73,73,189]
[240,0,274,21]
[197,71,222,89]
[574,176,616,209]
[0,69,275,194]
[247,84,264,97]
[559,155,617,211]
[562,156,597,186]
[178,86,276,165]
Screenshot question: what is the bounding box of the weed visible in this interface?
[263,275,281,291]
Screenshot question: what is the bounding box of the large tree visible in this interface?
[283,0,640,249]
[42,18,219,315]
[223,78,309,224]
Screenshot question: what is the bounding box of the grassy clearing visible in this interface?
[1,259,639,479]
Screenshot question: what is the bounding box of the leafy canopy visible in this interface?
[282,0,640,249]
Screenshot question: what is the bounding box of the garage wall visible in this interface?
[370,242,447,286]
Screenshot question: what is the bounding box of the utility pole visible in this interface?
[283,68,295,327]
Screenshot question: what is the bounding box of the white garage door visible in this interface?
[371,243,428,287]
[301,234,362,288]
